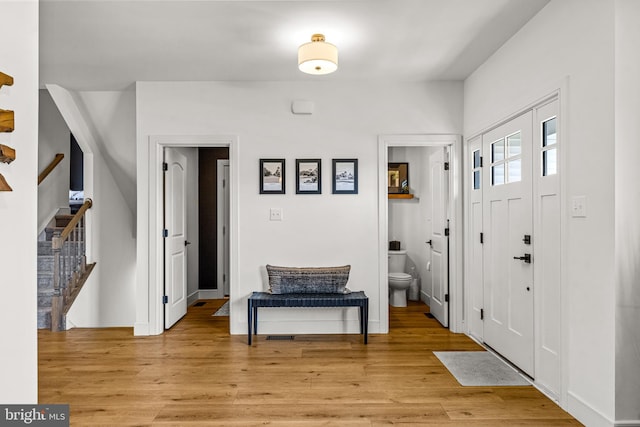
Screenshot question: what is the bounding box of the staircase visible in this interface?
[38,215,74,329]
[37,204,95,331]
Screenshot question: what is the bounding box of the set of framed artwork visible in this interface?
[260,158,358,195]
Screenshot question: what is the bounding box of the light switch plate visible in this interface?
[572,196,587,218]
[270,208,283,221]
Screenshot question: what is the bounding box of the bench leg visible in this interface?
[247,300,253,345]
[364,300,369,344]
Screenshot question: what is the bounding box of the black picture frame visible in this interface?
[260,158,285,194]
[296,159,322,194]
[332,158,358,194]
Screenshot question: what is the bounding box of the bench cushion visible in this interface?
[266,265,351,294]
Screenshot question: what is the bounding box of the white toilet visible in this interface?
[388,249,412,307]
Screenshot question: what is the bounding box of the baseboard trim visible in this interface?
[230,319,381,336]
[187,290,200,306]
[134,322,150,336]
[567,391,614,427]
[198,290,221,300]
[615,421,640,427]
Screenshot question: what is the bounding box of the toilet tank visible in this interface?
[388,250,407,273]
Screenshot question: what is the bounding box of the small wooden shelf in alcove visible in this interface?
[388,194,415,199]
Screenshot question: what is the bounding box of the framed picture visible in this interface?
[260,159,285,194]
[332,158,358,194]
[296,159,321,194]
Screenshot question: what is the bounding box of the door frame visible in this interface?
[377,134,463,333]
[216,159,230,298]
[135,135,238,336]
[463,82,569,406]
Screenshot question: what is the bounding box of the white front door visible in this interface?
[428,147,449,327]
[482,111,534,376]
[164,147,188,329]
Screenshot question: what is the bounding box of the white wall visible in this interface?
[0,0,39,403]
[78,90,136,219]
[47,85,136,328]
[464,0,615,424]
[136,80,463,335]
[614,0,640,423]
[38,90,70,232]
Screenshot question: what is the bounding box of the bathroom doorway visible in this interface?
[378,135,463,334]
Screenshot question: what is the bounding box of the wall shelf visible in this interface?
[388,193,415,199]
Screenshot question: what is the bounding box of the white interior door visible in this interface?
[217,160,230,297]
[428,147,449,327]
[164,147,188,329]
[482,111,534,376]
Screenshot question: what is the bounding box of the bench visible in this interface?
[247,291,369,345]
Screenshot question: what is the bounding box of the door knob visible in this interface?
[513,253,531,263]
[185,240,192,246]
[425,240,433,247]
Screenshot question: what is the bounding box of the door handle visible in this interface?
[513,253,531,263]
[185,240,192,246]
[425,240,433,247]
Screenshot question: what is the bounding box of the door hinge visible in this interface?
[444,227,450,237]
[223,179,226,188]
[479,156,483,167]
[163,229,168,238]
[162,295,168,304]
[444,162,450,171]
[162,162,168,171]
[223,274,226,283]
[480,308,484,320]
[223,226,226,235]
[480,232,484,244]
[444,294,449,302]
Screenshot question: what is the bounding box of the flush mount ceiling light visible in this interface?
[298,34,338,75]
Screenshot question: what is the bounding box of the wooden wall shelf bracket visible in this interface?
[0,109,14,132]
[0,173,12,191]
[0,144,15,164]
[0,71,13,89]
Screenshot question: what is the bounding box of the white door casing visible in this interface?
[482,111,534,376]
[428,147,449,327]
[164,147,188,329]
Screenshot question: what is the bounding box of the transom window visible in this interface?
[491,131,522,186]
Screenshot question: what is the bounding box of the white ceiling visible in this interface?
[39,0,550,91]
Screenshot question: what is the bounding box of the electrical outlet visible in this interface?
[572,196,587,218]
[270,208,283,221]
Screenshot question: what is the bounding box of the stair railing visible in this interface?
[50,198,94,331]
[38,153,64,185]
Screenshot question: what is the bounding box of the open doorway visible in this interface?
[137,135,238,337]
[378,134,463,334]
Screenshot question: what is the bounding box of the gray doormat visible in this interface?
[434,351,531,386]
[212,301,229,316]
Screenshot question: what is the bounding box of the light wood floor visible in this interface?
[38,300,582,426]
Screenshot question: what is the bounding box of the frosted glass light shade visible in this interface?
[298,34,338,75]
